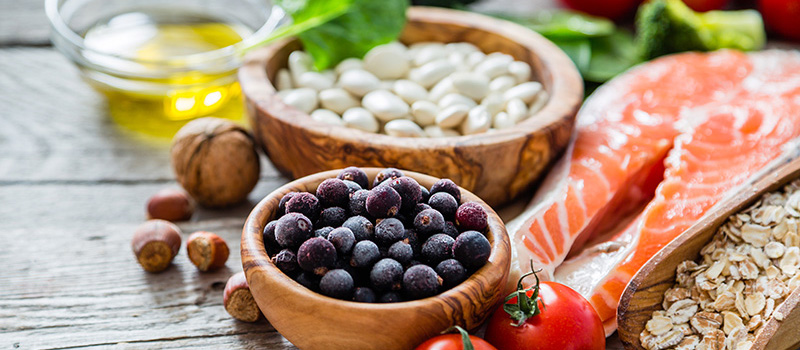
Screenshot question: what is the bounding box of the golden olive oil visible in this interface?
[81,11,253,138]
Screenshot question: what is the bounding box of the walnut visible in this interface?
[171,118,260,208]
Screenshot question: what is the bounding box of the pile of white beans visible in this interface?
[274,41,548,137]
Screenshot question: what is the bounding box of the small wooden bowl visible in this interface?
[239,7,583,207]
[241,168,511,350]
[618,155,800,350]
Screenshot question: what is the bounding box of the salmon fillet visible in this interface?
[507,50,800,335]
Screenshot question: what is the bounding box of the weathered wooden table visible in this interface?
[0,0,627,348]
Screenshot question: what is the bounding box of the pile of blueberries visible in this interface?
[263,167,492,303]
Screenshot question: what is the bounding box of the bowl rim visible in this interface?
[241,167,511,311]
[239,6,583,146]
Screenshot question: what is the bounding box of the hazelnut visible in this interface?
[223,271,261,322]
[171,118,260,208]
[132,220,182,273]
[146,188,195,221]
[186,231,229,271]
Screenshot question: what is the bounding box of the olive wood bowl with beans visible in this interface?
[241,168,511,350]
[239,6,583,207]
[617,155,800,350]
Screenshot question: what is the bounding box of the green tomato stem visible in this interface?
[502,260,543,327]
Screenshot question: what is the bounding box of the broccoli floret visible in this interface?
[636,0,765,60]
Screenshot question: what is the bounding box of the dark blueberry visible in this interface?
[295,272,320,291]
[350,240,380,268]
[455,202,488,232]
[414,209,445,236]
[430,179,461,203]
[285,192,321,221]
[442,221,459,239]
[421,234,455,264]
[370,258,404,291]
[412,203,432,217]
[278,191,297,216]
[263,220,280,254]
[366,186,402,218]
[275,213,313,248]
[342,215,374,241]
[320,269,354,299]
[348,189,370,217]
[317,178,350,208]
[273,249,300,275]
[420,185,431,203]
[435,259,467,288]
[353,287,376,303]
[453,231,491,270]
[388,241,413,265]
[408,260,424,267]
[428,192,458,220]
[379,292,403,303]
[375,218,405,246]
[343,180,363,195]
[317,206,347,228]
[402,229,421,255]
[373,168,405,188]
[393,211,412,228]
[385,176,422,211]
[315,226,334,238]
[337,166,369,189]
[327,227,355,255]
[297,237,337,276]
[403,265,442,300]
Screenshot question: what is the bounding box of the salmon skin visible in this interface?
[507,50,800,335]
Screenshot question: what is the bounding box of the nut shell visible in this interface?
[186,231,229,271]
[146,188,195,221]
[132,220,182,273]
[223,271,261,322]
[171,118,260,208]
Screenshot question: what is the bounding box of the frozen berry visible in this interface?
[453,231,491,270]
[297,237,336,276]
[295,272,320,291]
[403,229,421,255]
[421,234,455,264]
[455,202,488,231]
[343,215,374,241]
[373,168,404,188]
[442,221,459,239]
[285,192,321,221]
[366,186,402,218]
[403,265,441,300]
[317,207,347,228]
[275,213,313,248]
[315,226,334,238]
[393,211,412,228]
[386,176,422,211]
[273,249,299,275]
[350,240,380,268]
[327,227,355,255]
[430,179,461,203]
[343,180,362,195]
[263,220,280,254]
[420,185,430,203]
[436,259,467,288]
[353,287,376,303]
[408,260,424,267]
[348,189,370,217]
[370,258,403,291]
[278,191,297,215]
[337,167,369,190]
[320,269,354,299]
[411,203,432,218]
[388,241,413,265]
[428,192,458,220]
[414,209,445,236]
[375,218,405,246]
[317,178,349,208]
[379,292,402,303]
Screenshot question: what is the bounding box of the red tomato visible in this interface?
[681,0,729,11]
[484,273,605,350]
[415,332,497,350]
[559,0,643,20]
[759,0,800,41]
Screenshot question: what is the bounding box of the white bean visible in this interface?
[384,119,424,137]
[428,77,456,102]
[335,58,363,75]
[508,61,532,83]
[435,105,470,128]
[424,125,460,137]
[362,90,410,121]
[279,88,318,114]
[503,82,543,104]
[339,69,380,97]
[528,90,549,115]
[446,42,480,55]
[393,80,428,104]
[506,98,528,123]
[310,109,343,126]
[319,88,360,115]
[474,54,513,79]
[438,93,476,109]
[466,51,486,68]
[450,72,489,100]
[343,107,379,133]
[481,93,504,116]
[411,100,438,127]
[413,44,447,66]
[493,111,515,129]
[276,69,293,91]
[461,106,491,135]
[409,59,456,88]
[489,75,517,93]
[288,51,313,82]
[364,42,409,80]
[448,52,468,71]
[296,71,335,91]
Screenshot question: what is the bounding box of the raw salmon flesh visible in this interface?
[507,50,800,335]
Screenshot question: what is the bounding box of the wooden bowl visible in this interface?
[618,155,800,350]
[241,168,511,350]
[239,7,582,207]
